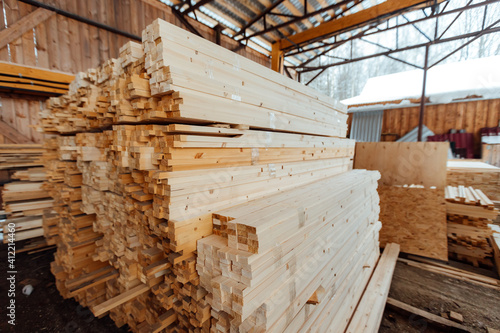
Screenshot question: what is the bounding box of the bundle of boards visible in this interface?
[447,161,500,201]
[0,143,53,243]
[0,144,45,170]
[445,185,499,267]
[39,19,390,333]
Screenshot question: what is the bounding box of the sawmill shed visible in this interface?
[343,56,500,158]
[0,0,500,333]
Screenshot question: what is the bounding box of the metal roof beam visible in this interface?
[278,0,444,51]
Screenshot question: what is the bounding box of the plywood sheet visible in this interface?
[378,186,448,261]
[354,142,449,189]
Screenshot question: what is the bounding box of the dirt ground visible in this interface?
[0,240,128,333]
[2,241,500,333]
[380,261,500,333]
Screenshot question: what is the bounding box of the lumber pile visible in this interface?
[39,19,384,332]
[490,224,500,277]
[0,144,45,170]
[447,161,500,201]
[1,167,52,242]
[445,185,499,267]
[377,185,448,261]
[198,171,382,331]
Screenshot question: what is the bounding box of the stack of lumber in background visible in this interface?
[37,19,388,332]
[482,143,500,168]
[445,185,499,268]
[0,144,54,243]
[353,142,449,261]
[378,185,447,261]
[447,160,500,202]
[490,224,500,276]
[0,144,45,170]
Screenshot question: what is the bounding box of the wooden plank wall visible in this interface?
[381,99,500,155]
[0,0,271,143]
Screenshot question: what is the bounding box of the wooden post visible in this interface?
[418,45,429,142]
[271,42,284,73]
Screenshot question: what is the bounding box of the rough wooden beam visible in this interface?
[279,0,442,50]
[0,61,74,84]
[0,7,55,50]
[0,121,32,144]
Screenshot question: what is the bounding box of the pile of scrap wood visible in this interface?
[447,161,500,201]
[1,167,52,242]
[445,185,499,267]
[38,19,397,332]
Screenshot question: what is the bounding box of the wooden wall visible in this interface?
[0,0,271,143]
[381,99,500,155]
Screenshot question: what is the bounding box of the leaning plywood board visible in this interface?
[354,142,449,189]
[378,186,448,261]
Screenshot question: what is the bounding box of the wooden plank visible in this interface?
[4,0,23,64]
[386,297,472,332]
[0,61,74,83]
[91,283,151,316]
[55,0,72,73]
[18,2,36,66]
[45,9,60,70]
[346,243,400,333]
[0,7,54,50]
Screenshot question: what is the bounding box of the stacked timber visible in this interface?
[1,167,52,242]
[445,185,499,267]
[39,19,384,332]
[198,171,386,332]
[0,144,45,170]
[490,224,500,276]
[447,161,500,201]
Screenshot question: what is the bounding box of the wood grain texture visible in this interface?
[377,99,500,155]
[378,186,448,261]
[354,141,449,189]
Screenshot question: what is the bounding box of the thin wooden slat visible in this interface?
[18,2,37,66]
[77,0,92,71]
[55,0,72,73]
[4,0,23,64]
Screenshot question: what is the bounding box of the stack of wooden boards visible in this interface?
[447,161,500,201]
[198,171,391,332]
[0,143,53,243]
[1,167,52,242]
[0,144,45,170]
[39,19,389,332]
[445,185,499,268]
